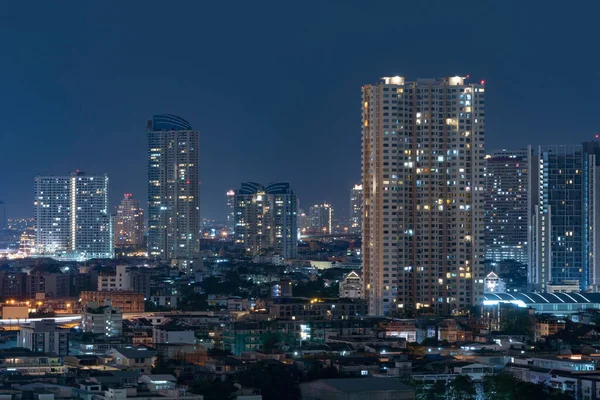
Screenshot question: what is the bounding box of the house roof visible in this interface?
[304,378,413,393]
[112,347,156,359]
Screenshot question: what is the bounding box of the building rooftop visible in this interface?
[484,292,600,305]
[304,377,413,393]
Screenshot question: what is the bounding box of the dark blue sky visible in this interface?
[1,1,599,220]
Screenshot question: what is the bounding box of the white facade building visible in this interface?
[81,301,123,337]
[339,271,363,299]
[34,172,113,260]
[362,76,486,315]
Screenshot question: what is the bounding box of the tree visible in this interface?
[236,361,301,400]
[189,379,236,400]
[447,375,476,400]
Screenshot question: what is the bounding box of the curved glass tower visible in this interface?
[147,114,200,261]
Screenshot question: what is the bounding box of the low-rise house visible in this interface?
[106,347,157,374]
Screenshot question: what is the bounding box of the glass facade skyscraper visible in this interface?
[529,143,600,291]
[147,114,200,261]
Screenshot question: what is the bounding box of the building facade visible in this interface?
[226,190,235,234]
[81,301,123,337]
[147,114,200,261]
[350,184,363,234]
[34,176,71,255]
[18,320,70,356]
[234,182,297,259]
[114,194,144,247]
[484,149,530,263]
[309,204,333,234]
[362,76,486,316]
[34,172,113,260]
[528,143,600,292]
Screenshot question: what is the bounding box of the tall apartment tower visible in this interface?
[34,172,113,259]
[350,184,363,234]
[34,176,71,255]
[147,114,200,261]
[528,142,600,292]
[309,204,333,234]
[234,182,297,259]
[226,190,235,234]
[484,149,530,264]
[114,194,145,247]
[362,76,486,316]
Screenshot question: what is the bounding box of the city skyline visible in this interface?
[1,3,599,220]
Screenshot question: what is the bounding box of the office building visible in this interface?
[362,76,486,316]
[484,149,530,263]
[18,320,70,356]
[234,182,297,259]
[350,184,363,234]
[309,203,333,234]
[226,189,235,234]
[147,114,200,261]
[34,172,113,260]
[529,143,600,292]
[114,194,144,247]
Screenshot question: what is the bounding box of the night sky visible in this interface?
[1,1,599,220]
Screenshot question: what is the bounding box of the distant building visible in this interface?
[484,272,506,294]
[349,184,363,234]
[339,271,363,299]
[114,194,144,247]
[529,143,600,291]
[484,149,530,263]
[18,319,70,356]
[271,280,293,298]
[80,291,144,313]
[19,228,36,256]
[81,300,123,337]
[226,190,235,234]
[34,172,113,260]
[309,204,333,234]
[147,114,200,262]
[97,265,151,298]
[234,182,297,259]
[0,271,27,299]
[26,271,70,298]
[298,208,310,236]
[153,320,196,344]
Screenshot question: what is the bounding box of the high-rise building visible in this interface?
[297,209,310,235]
[114,194,145,247]
[528,143,600,292]
[34,172,113,260]
[309,204,333,234]
[34,176,71,255]
[362,76,486,316]
[350,184,363,234]
[484,149,530,264]
[147,114,200,261]
[226,190,235,234]
[234,182,297,259]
